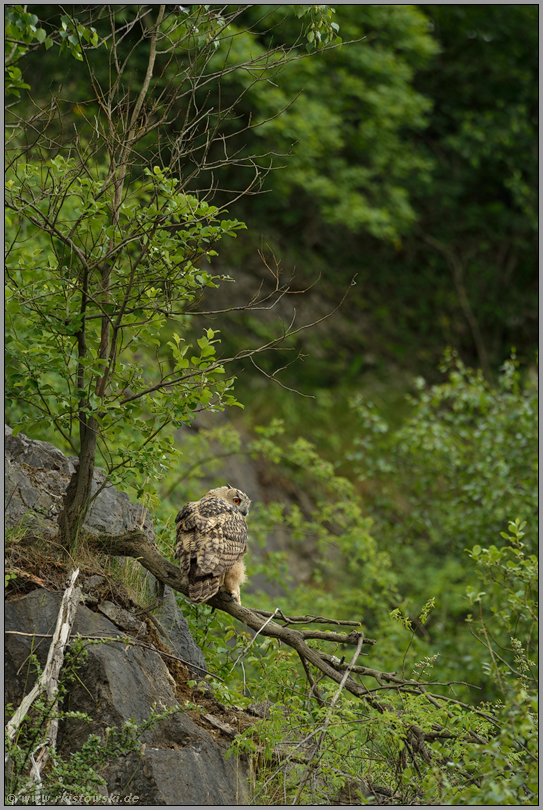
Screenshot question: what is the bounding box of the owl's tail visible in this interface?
[189,574,220,604]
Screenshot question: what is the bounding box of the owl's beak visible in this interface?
[238,505,249,516]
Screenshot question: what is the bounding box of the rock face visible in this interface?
[5,589,249,806]
[154,585,208,676]
[4,424,207,676]
[4,425,154,541]
[4,427,250,804]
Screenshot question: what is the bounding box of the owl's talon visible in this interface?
[219,588,241,604]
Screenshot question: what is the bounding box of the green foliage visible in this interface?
[296,4,341,52]
[5,6,50,96]
[346,351,537,692]
[214,4,438,241]
[402,4,538,374]
[5,571,18,588]
[212,4,537,384]
[5,4,99,96]
[439,520,538,805]
[4,5,539,804]
[466,519,537,684]
[151,351,537,802]
[372,3,537,372]
[155,353,536,696]
[5,157,244,499]
[155,412,398,627]
[4,3,352,541]
[215,523,536,805]
[351,350,537,549]
[421,4,538,231]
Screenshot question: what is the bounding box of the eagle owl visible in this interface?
[174,485,251,605]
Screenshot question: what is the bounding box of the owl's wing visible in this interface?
[174,500,209,532]
[174,502,196,564]
[175,496,248,603]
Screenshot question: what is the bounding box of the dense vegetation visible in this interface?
[5,4,538,805]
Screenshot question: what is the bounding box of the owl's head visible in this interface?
[206,484,251,516]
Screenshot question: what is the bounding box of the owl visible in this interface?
[174,485,251,605]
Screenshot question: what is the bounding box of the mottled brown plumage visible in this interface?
[174,485,250,604]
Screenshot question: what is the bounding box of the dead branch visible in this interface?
[251,608,363,627]
[422,234,491,380]
[90,531,379,702]
[298,653,326,708]
[299,629,374,645]
[88,530,496,770]
[293,633,366,804]
[6,569,81,748]
[6,568,81,801]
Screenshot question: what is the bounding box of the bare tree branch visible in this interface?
[5,568,81,794]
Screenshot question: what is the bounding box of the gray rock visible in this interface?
[5,426,210,689]
[105,745,249,806]
[4,425,154,541]
[5,589,249,805]
[83,574,106,590]
[5,427,77,475]
[98,600,148,638]
[153,586,208,677]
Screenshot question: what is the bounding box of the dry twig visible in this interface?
[6,569,81,804]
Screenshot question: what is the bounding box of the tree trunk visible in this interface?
[423,235,492,381]
[58,416,99,549]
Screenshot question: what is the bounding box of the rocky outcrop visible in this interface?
[4,426,251,805]
[153,585,208,676]
[5,589,249,805]
[4,424,207,677]
[4,425,154,541]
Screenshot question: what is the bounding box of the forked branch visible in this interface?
[91,530,379,697]
[89,528,498,762]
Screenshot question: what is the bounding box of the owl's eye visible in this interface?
[233,497,241,505]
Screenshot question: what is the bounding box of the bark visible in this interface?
[57,8,168,553]
[91,531,385,703]
[423,235,492,380]
[58,417,99,549]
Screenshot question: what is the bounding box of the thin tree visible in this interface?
[5,5,343,547]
